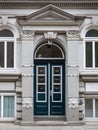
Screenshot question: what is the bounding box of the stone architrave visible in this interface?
[66,30,80,40]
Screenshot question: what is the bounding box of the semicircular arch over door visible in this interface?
[34,42,66,116]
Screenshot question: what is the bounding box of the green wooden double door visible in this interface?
[34,60,65,116]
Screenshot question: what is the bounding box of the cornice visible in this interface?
[0,73,21,82]
[0,0,98,9]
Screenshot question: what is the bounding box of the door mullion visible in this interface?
[48,63,50,116]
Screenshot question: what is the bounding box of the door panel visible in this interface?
[34,65,48,115]
[34,60,65,115]
[51,66,62,102]
[50,65,65,115]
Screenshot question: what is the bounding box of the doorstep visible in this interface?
[34,120,67,126]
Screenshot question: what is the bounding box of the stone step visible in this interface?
[34,121,67,126]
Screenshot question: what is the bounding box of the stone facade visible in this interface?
[0,0,98,125]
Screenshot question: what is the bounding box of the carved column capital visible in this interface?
[66,30,80,40]
[21,30,35,40]
[68,98,79,109]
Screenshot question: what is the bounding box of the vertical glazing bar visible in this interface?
[5,41,7,68]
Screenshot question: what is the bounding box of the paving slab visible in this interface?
[58,126,73,130]
[84,125,98,129]
[46,126,60,130]
[21,126,33,130]
[33,126,47,130]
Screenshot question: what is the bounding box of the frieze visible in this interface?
[68,98,79,109]
[66,30,80,40]
[22,98,32,109]
[0,1,98,9]
[21,30,35,39]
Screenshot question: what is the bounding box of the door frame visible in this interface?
[34,59,65,116]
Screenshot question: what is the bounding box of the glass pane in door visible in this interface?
[52,66,62,102]
[36,66,47,102]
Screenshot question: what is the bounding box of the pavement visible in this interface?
[0,123,98,130]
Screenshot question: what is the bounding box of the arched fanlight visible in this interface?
[86,29,98,37]
[0,29,14,37]
[35,42,64,59]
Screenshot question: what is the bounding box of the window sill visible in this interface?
[80,69,98,81]
[85,118,98,121]
[0,70,20,81]
[80,68,98,75]
[0,68,19,74]
[0,118,15,121]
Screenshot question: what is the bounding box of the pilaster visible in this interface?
[66,30,80,124]
[21,29,35,125]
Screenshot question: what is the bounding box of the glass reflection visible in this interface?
[38,76,45,83]
[53,76,60,83]
[38,67,45,74]
[53,85,60,92]
[53,67,60,74]
[38,85,45,92]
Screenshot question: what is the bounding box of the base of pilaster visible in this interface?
[21,121,33,126]
[67,121,85,126]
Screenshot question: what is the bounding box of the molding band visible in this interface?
[0,1,98,9]
[22,65,34,67]
[22,73,34,77]
[67,74,79,77]
[67,64,79,67]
